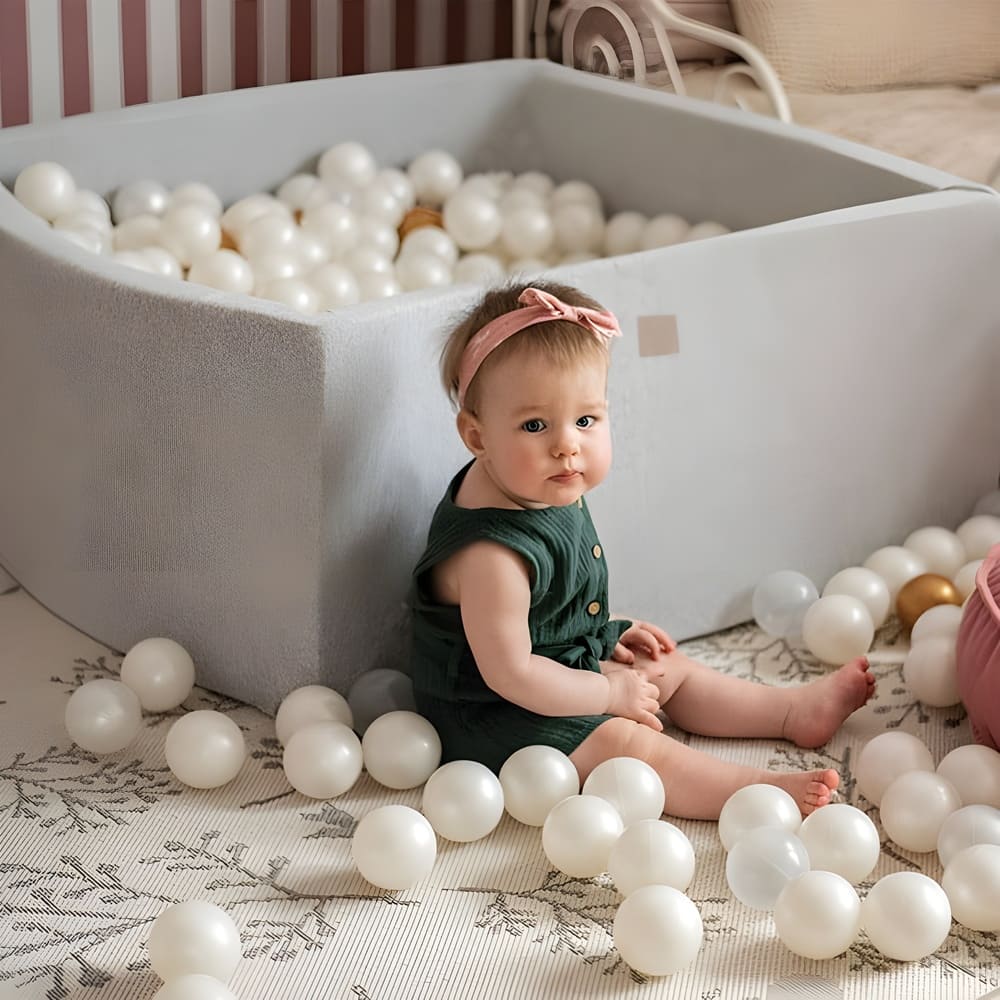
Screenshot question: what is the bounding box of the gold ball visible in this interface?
[895,573,962,630]
[398,206,444,241]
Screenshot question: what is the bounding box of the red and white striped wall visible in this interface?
[0,0,516,128]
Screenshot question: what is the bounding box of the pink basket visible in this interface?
[956,542,1000,750]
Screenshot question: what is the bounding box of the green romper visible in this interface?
[409,463,631,773]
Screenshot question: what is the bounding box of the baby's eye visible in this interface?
[576,416,595,428]
[521,419,545,433]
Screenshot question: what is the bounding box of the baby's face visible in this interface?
[472,351,612,509]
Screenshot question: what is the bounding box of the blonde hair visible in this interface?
[441,280,612,413]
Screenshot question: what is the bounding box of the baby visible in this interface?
[409,280,875,820]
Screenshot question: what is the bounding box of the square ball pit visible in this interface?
[2,60,1000,713]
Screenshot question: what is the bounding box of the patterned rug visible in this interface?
[1,585,997,1000]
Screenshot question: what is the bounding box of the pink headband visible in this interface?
[456,287,622,407]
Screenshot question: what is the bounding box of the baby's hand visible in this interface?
[605,670,663,731]
[613,621,676,663]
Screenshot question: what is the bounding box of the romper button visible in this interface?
[592,544,602,558]
[587,601,601,615]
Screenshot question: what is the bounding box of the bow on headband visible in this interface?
[456,287,622,407]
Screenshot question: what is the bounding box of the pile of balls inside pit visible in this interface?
[8,143,730,315]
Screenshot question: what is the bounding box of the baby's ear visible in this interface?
[456,409,485,455]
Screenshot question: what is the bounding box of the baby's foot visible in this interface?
[782,657,875,749]
[768,768,840,816]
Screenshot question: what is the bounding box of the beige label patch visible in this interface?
[637,315,679,357]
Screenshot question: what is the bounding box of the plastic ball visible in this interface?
[237,211,297,260]
[895,573,962,631]
[499,186,545,215]
[603,210,647,257]
[612,884,703,976]
[498,744,580,826]
[398,226,459,267]
[373,167,416,210]
[57,226,107,254]
[513,169,554,198]
[822,566,891,629]
[910,603,964,645]
[542,794,623,877]
[53,208,111,237]
[453,252,506,285]
[113,213,162,251]
[550,179,602,211]
[120,636,196,712]
[164,710,246,789]
[309,262,361,309]
[357,272,402,301]
[294,233,332,271]
[187,249,255,294]
[500,205,554,259]
[354,216,399,259]
[256,277,319,313]
[956,515,1000,559]
[138,247,183,279]
[717,783,801,851]
[251,251,301,289]
[863,546,929,603]
[147,900,241,983]
[442,191,503,251]
[772,870,860,960]
[552,201,604,254]
[861,872,951,961]
[68,188,112,222]
[14,160,76,222]
[953,559,983,602]
[220,194,289,241]
[855,730,934,806]
[153,974,237,1000]
[395,251,452,292]
[158,204,221,267]
[282,720,362,798]
[407,150,463,207]
[356,184,405,228]
[942,844,1000,930]
[275,684,353,745]
[608,818,695,896]
[421,760,505,842]
[684,220,731,240]
[171,182,223,217]
[112,178,170,222]
[64,679,143,754]
[639,213,689,250]
[317,141,376,187]
[937,744,1000,807]
[113,249,159,274]
[277,172,324,211]
[752,570,819,639]
[903,526,967,579]
[300,201,361,259]
[937,804,1000,867]
[880,770,961,852]
[581,756,665,827]
[725,826,810,910]
[797,803,881,883]
[351,804,437,890]
[902,635,961,707]
[362,710,441,790]
[801,595,874,664]
[347,668,416,735]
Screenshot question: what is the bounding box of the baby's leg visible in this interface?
[637,649,874,749]
[570,716,838,821]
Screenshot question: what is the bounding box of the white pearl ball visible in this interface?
[822,566,891,629]
[725,827,810,910]
[343,245,394,277]
[277,172,324,212]
[937,804,1000,867]
[238,212,298,260]
[942,843,1000,930]
[797,803,881,883]
[937,744,1000,807]
[158,204,221,267]
[718,783,801,851]
[164,710,246,789]
[355,217,399,259]
[910,603,963,644]
[552,201,605,254]
[458,174,504,201]
[57,227,107,254]
[550,179,602,212]
[120,636,195,712]
[282,720,363,798]
[275,684,353,745]
[112,178,170,222]
[513,170,554,199]
[902,635,961,707]
[64,679,142,754]
[500,205,554,259]
[608,818,695,896]
[171,182,223,217]
[861,872,951,961]
[373,167,416,210]
[685,220,730,240]
[855,730,934,806]
[147,900,241,983]
[357,272,402,301]
[301,202,361,258]
[138,247,183,280]
[957,515,1000,559]
[443,191,503,251]
[113,249,158,274]
[421,760,505,842]
[399,226,459,267]
[407,150,463,207]
[295,233,331,274]
[356,185,405,228]
[453,252,506,285]
[14,161,77,220]
[362,711,441,789]
[880,770,961,852]
[801,594,874,664]
[53,209,112,238]
[395,251,452,292]
[187,249,255,294]
[542,794,623,877]
[499,187,546,215]
[773,870,860,959]
[582,756,664,827]
[612,884,703,976]
[603,210,648,257]
[318,141,377,188]
[68,188,112,222]
[153,974,237,1000]
[256,277,319,313]
[113,214,162,251]
[220,194,289,242]
[309,262,361,309]
[352,804,437,890]
[640,213,689,250]
[251,251,301,289]
[953,559,983,602]
[499,744,580,826]
[904,525,968,578]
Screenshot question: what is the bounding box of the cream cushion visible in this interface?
[731,0,1000,92]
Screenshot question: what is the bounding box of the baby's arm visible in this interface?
[453,541,662,730]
